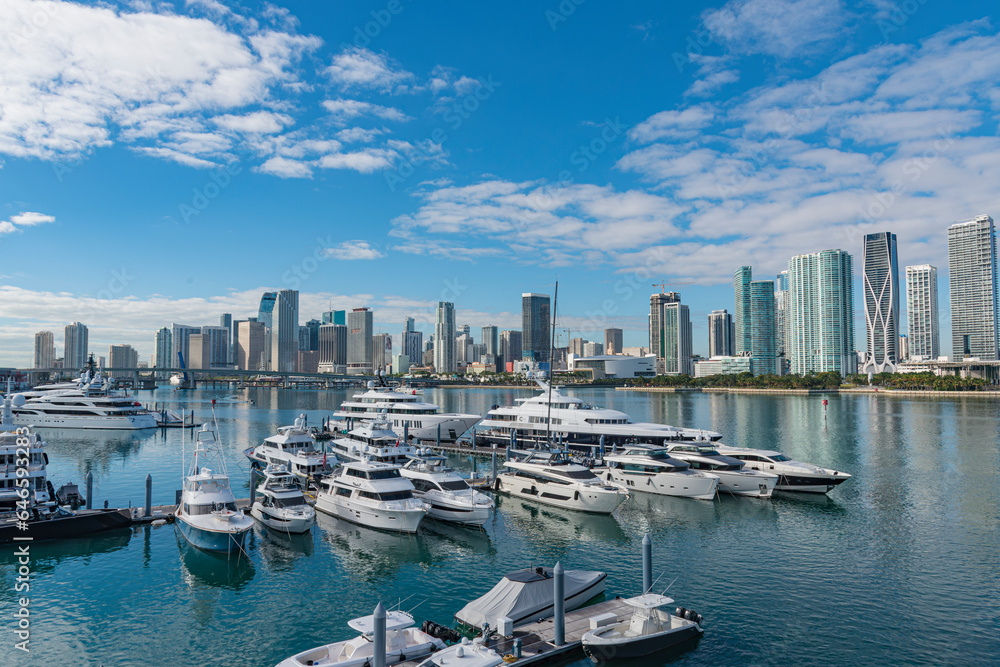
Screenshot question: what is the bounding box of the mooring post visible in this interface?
[403,423,408,443]
[642,534,652,593]
[436,423,441,448]
[144,474,152,518]
[553,562,565,646]
[373,602,387,667]
[472,428,477,449]
[86,471,93,510]
[599,434,605,458]
[492,451,497,480]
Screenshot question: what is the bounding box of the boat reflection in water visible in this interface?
[496,495,627,547]
[315,512,432,582]
[257,523,315,571]
[419,518,494,557]
[25,529,133,575]
[177,533,256,591]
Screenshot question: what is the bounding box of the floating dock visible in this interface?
[129,498,251,525]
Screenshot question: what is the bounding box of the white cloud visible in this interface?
[212,111,293,134]
[0,211,56,235]
[318,150,395,173]
[628,106,715,143]
[336,127,384,144]
[322,241,385,260]
[703,0,848,58]
[325,48,413,91]
[255,156,312,178]
[322,99,410,125]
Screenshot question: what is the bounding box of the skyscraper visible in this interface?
[733,266,752,354]
[347,308,374,375]
[372,333,392,371]
[318,323,348,373]
[521,293,551,363]
[108,343,138,380]
[481,325,499,359]
[649,292,692,375]
[322,310,346,325]
[948,215,999,360]
[64,322,88,370]
[603,328,623,355]
[305,319,321,351]
[200,326,231,368]
[905,264,940,359]
[34,331,54,369]
[154,327,171,370]
[775,270,789,370]
[456,333,473,365]
[787,249,856,375]
[402,317,423,364]
[258,292,277,329]
[171,324,200,368]
[500,330,522,366]
[434,302,456,373]
[237,320,267,371]
[707,310,734,358]
[861,232,900,373]
[749,280,777,375]
[271,289,299,372]
[219,313,233,364]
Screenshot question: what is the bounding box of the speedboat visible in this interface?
[314,460,427,533]
[277,609,446,667]
[713,444,852,493]
[415,637,503,667]
[245,415,336,481]
[493,449,629,514]
[664,443,778,498]
[599,446,719,500]
[176,421,254,553]
[333,380,481,442]
[251,465,315,534]
[581,593,703,662]
[401,450,494,526]
[330,414,419,465]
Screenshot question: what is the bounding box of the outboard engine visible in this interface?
[675,607,686,618]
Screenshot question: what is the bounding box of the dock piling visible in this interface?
[642,534,652,593]
[436,423,441,448]
[599,435,605,458]
[553,562,565,646]
[373,602,387,667]
[144,474,152,518]
[492,452,497,480]
[403,423,408,443]
[86,471,93,510]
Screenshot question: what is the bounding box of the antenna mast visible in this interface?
[545,282,558,449]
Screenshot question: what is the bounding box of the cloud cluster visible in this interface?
[0,211,55,235]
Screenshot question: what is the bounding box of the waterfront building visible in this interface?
[734,266,752,354]
[649,291,692,375]
[434,302,456,374]
[787,249,856,376]
[948,215,999,360]
[220,313,233,364]
[570,337,587,357]
[456,333,473,365]
[905,264,940,359]
[750,280,778,375]
[298,326,311,356]
[108,344,138,380]
[568,354,656,379]
[500,329,522,366]
[693,355,753,378]
[258,293,277,329]
[171,324,200,368]
[582,341,603,357]
[318,323,348,373]
[899,334,909,362]
[402,329,423,364]
[481,325,499,359]
[64,322,89,371]
[775,270,789,371]
[521,293,551,362]
[372,333,392,372]
[305,319,321,352]
[861,232,900,373]
[393,354,410,375]
[187,334,210,369]
[297,350,319,373]
[347,308,374,375]
[237,320,267,371]
[707,310,734,358]
[154,327,171,372]
[198,326,230,368]
[621,346,649,357]
[34,331,54,369]
[603,328,623,355]
[270,289,299,373]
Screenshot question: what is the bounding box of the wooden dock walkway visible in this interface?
[401,598,633,667]
[128,498,251,524]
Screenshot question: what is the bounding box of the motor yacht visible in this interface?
[330,414,419,466]
[600,446,719,500]
[712,444,852,493]
[493,449,629,514]
[0,393,51,510]
[245,415,336,481]
[9,369,156,430]
[664,443,777,498]
[251,465,315,534]
[401,450,494,526]
[314,460,427,533]
[581,593,703,662]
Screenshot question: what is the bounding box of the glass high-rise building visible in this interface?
[258,292,277,329]
[64,322,89,371]
[237,320,267,371]
[861,232,900,373]
[749,281,777,375]
[434,302,456,373]
[219,313,233,364]
[948,215,999,360]
[481,326,499,359]
[171,324,201,368]
[322,310,346,325]
[34,331,54,369]
[270,289,299,372]
[347,308,374,375]
[154,327,171,370]
[775,270,789,371]
[603,328,623,355]
[318,323,348,373]
[521,293,551,363]
[733,266,752,354]
[649,292,692,375]
[787,249,856,376]
[500,330,522,366]
[707,310,734,358]
[905,264,939,359]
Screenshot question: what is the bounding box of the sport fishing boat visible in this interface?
[277,608,446,667]
[664,443,778,498]
[330,414,419,466]
[332,380,481,442]
[400,450,494,526]
[600,446,720,500]
[175,420,254,553]
[244,415,336,481]
[581,593,704,662]
[477,381,721,452]
[250,465,315,534]
[712,444,852,493]
[493,449,629,514]
[314,460,428,533]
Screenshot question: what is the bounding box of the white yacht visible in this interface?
[401,451,494,526]
[600,446,719,500]
[176,421,254,553]
[0,393,51,510]
[478,381,721,451]
[9,370,156,430]
[277,609,446,667]
[330,415,419,466]
[251,465,315,534]
[333,381,481,442]
[664,443,778,498]
[315,460,427,533]
[713,444,852,493]
[494,449,629,514]
[245,415,336,481]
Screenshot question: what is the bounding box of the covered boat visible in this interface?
[455,566,606,630]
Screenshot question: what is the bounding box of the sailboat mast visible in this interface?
[545,282,558,448]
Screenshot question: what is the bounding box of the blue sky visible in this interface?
[2,0,999,365]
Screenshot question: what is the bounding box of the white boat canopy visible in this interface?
[623,593,675,609]
[347,610,415,634]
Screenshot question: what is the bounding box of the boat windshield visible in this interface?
[272,495,305,508]
[547,468,597,480]
[438,480,470,491]
[367,468,401,480]
[641,449,669,459]
[769,453,791,462]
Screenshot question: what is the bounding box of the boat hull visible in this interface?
[0,508,131,544]
[712,470,777,498]
[314,496,426,534]
[583,623,702,661]
[494,475,627,514]
[176,517,251,553]
[774,474,850,493]
[423,499,492,526]
[12,414,157,429]
[600,468,718,500]
[251,505,314,534]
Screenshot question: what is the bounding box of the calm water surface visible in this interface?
[2,386,998,666]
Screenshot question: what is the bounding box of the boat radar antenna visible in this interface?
[545,281,558,449]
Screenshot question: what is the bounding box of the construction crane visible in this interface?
[652,280,695,293]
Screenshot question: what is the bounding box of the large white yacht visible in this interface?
[330,415,419,466]
[494,449,629,514]
[664,443,778,498]
[477,381,721,451]
[250,465,315,534]
[332,381,481,442]
[600,446,719,500]
[713,444,852,493]
[9,370,156,430]
[400,450,494,526]
[315,460,428,533]
[0,394,51,510]
[244,415,336,481]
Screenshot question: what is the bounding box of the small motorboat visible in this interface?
[55,482,86,507]
[414,637,503,667]
[277,609,446,667]
[581,593,703,662]
[251,465,315,534]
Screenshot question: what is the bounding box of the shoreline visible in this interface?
[616,386,1000,397]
